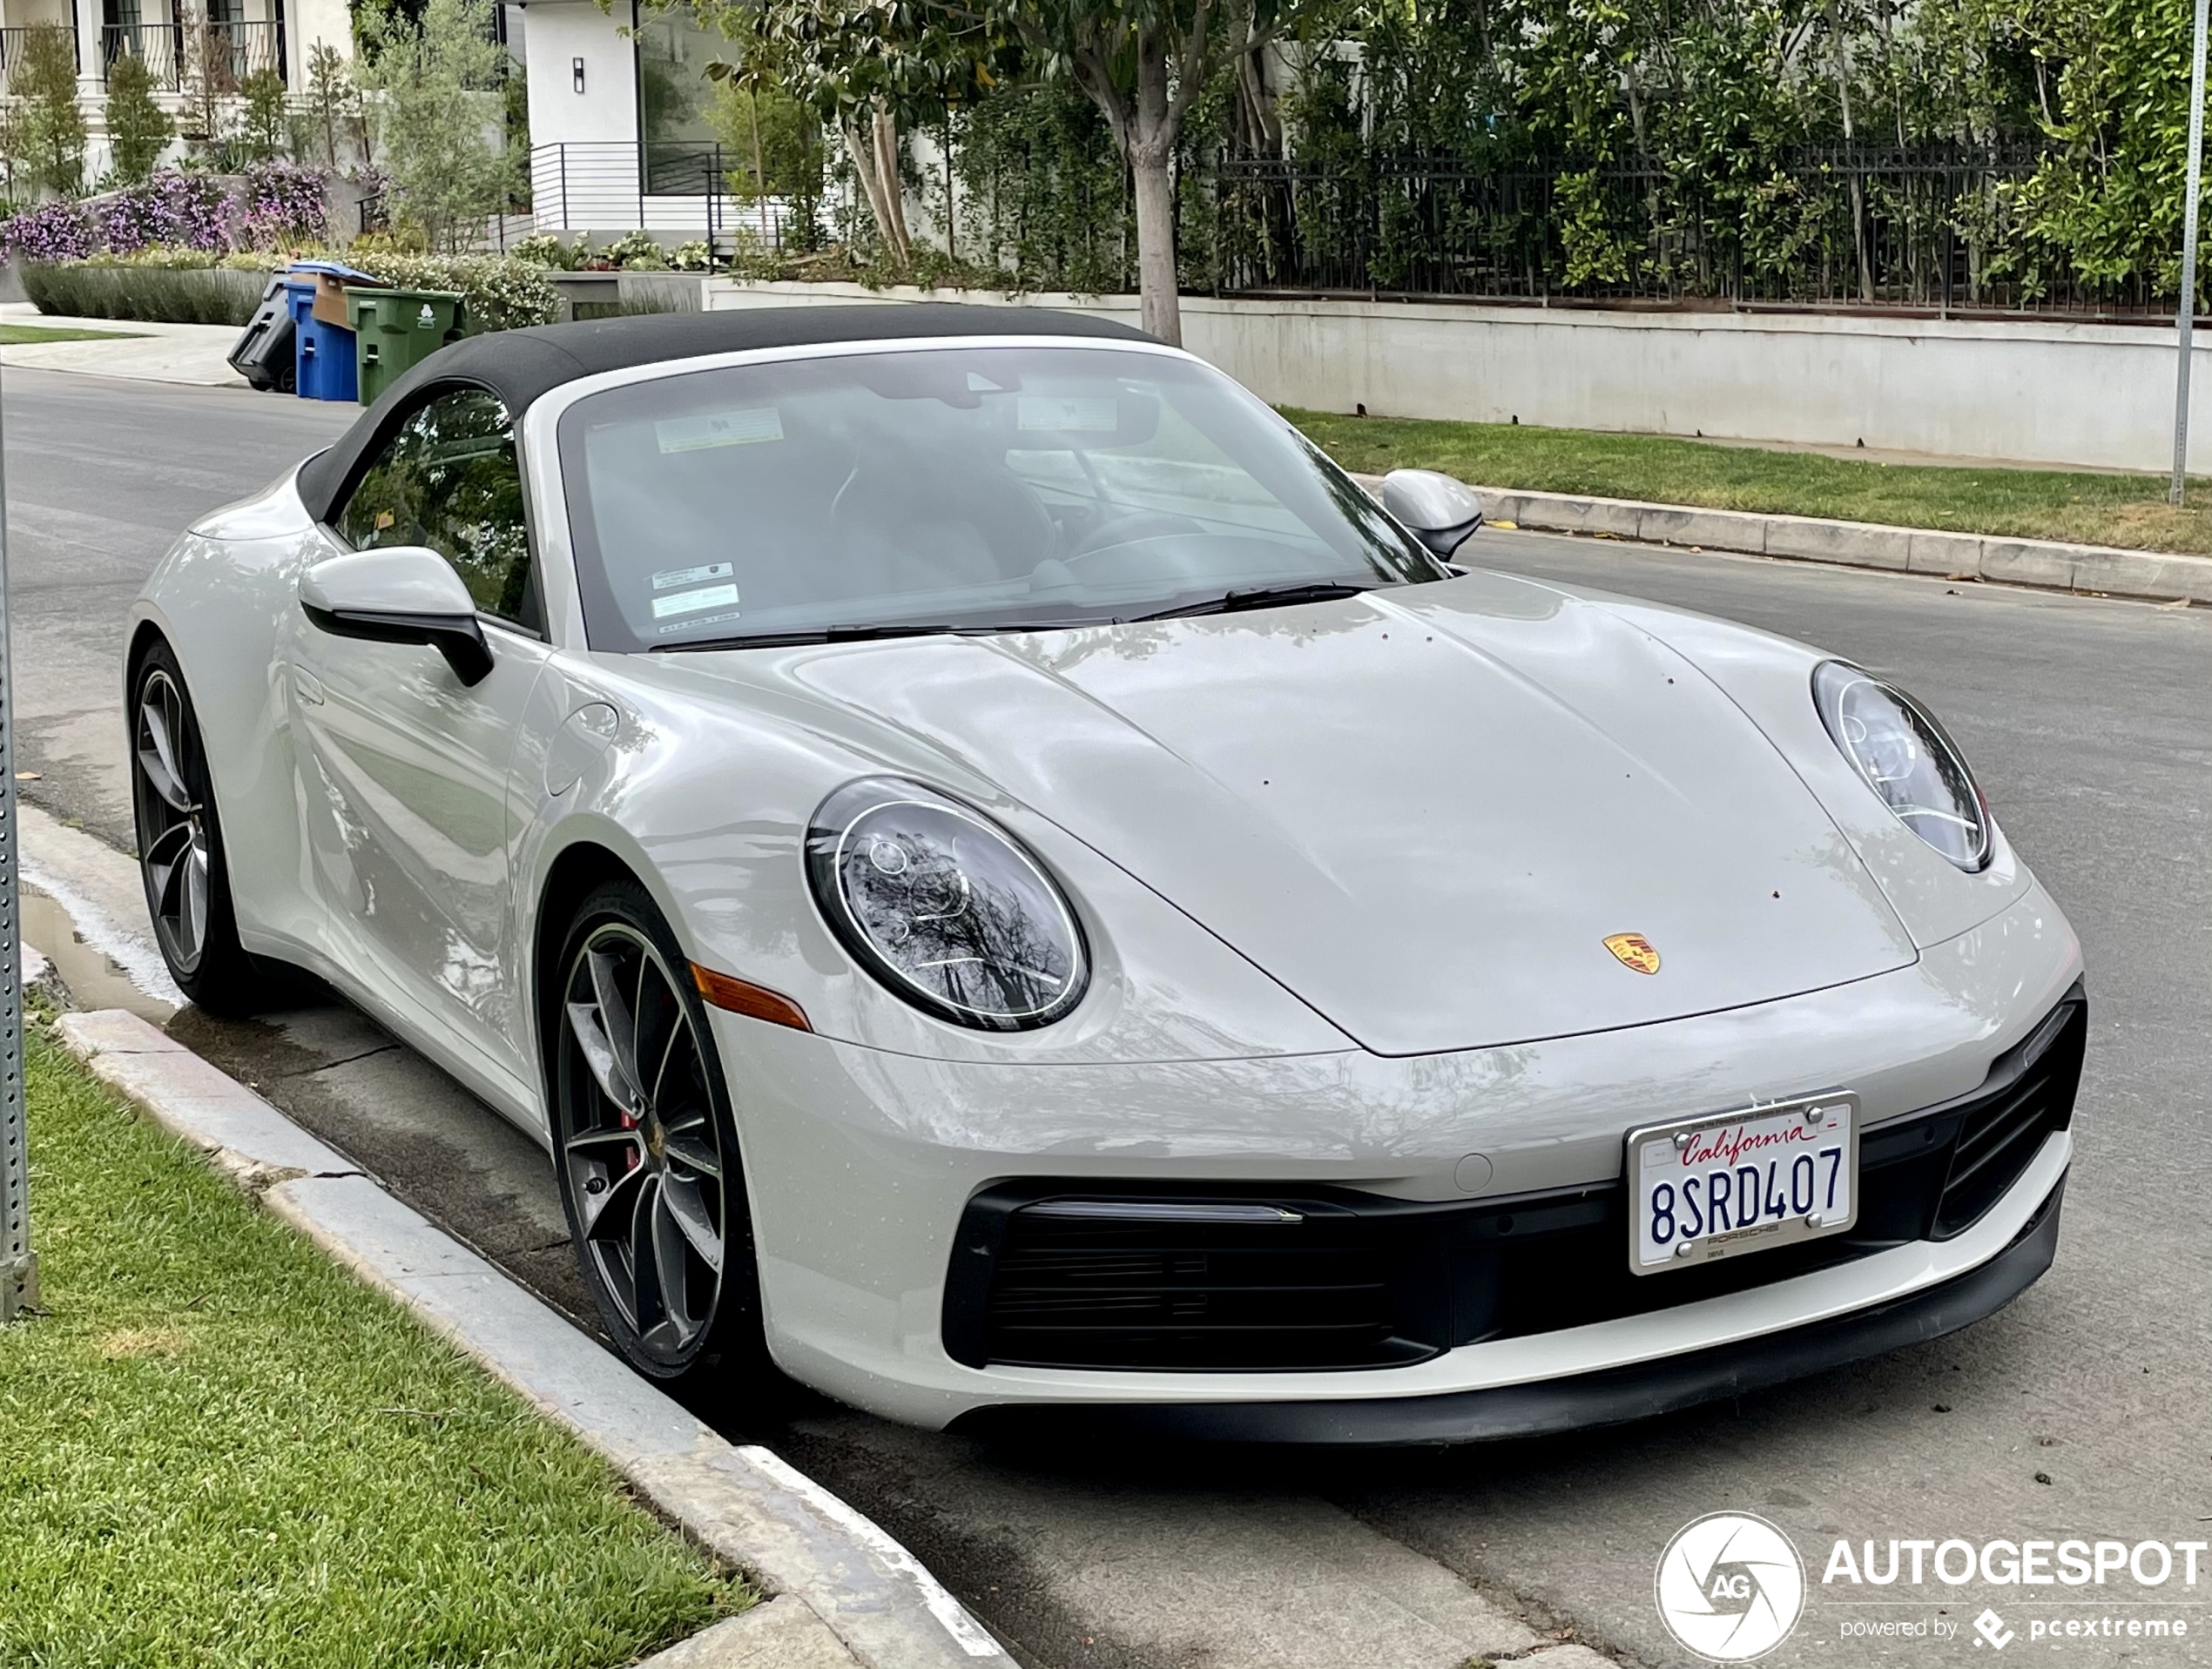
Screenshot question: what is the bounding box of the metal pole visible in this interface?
[0,353,35,1324]
[2173,0,2210,504]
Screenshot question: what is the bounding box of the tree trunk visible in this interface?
[841,112,908,266]
[747,93,765,214]
[1130,29,1181,345]
[872,101,911,258]
[1069,17,1211,343]
[1131,141,1179,343]
[1827,0,1874,303]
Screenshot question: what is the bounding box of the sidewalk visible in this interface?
[0,301,246,387]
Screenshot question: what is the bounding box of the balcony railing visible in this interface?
[0,24,77,96]
[0,17,284,96]
[185,17,285,91]
[102,22,182,90]
[529,142,819,242]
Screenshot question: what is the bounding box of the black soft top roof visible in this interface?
[294,301,1154,524]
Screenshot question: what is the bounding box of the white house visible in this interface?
[0,0,353,178]
[506,0,754,241]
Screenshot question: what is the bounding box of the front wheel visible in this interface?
[550,878,771,1397]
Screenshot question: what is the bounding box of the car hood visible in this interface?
[692,570,1919,1056]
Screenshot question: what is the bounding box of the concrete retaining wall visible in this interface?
[703,278,2206,474]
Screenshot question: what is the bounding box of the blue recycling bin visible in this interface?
[284,279,357,402]
[284,262,380,403]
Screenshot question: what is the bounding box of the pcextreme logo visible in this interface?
[1655,1512,1807,1661]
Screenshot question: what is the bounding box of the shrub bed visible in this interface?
[346,251,559,332]
[18,249,560,332]
[19,261,273,326]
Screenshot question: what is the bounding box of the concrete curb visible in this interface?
[1358,474,2212,603]
[51,1007,1011,1669]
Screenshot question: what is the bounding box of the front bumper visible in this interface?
[954,1170,2067,1444]
[709,879,2081,1431]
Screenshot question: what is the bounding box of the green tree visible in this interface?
[297,41,363,168]
[357,0,510,250]
[705,75,826,238]
[104,48,175,184]
[945,0,1315,343]
[1997,0,2209,296]
[14,23,86,198]
[235,64,291,162]
[693,1,1008,268]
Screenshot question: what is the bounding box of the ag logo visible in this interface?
[1654,1512,1805,1661]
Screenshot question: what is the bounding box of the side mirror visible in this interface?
[299,546,494,686]
[1381,468,1485,558]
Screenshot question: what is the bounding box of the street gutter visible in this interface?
[1354,474,2212,604]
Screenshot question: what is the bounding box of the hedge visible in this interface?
[20,251,560,333]
[20,263,273,326]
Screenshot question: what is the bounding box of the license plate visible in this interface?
[1626,1092,1859,1275]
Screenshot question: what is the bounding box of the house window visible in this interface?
[635,3,718,189]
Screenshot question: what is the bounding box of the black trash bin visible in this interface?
[228,274,296,394]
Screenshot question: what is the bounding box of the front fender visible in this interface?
[1588,593,2033,947]
[510,656,1358,1073]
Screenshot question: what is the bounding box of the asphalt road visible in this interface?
[13,372,2209,1669]
[1,369,356,847]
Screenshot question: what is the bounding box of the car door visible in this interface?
[287,385,552,1098]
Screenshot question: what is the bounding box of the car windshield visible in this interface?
[556,342,1447,651]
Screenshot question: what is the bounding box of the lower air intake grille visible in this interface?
[942,986,2085,1373]
[1933,995,2086,1238]
[959,1200,1433,1371]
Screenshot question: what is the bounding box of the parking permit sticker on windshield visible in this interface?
[655,408,783,453]
[651,583,740,619]
[1018,396,1117,433]
[651,562,733,591]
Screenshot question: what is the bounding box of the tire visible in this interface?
[549,877,773,1402]
[128,639,273,1017]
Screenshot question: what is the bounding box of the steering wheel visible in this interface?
[1067,509,1205,561]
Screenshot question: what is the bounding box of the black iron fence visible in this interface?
[0,24,71,95]
[101,23,180,89]
[1205,150,2168,318]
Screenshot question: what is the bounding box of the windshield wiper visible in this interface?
[664,621,1092,653]
[661,584,1391,652]
[1130,580,1387,623]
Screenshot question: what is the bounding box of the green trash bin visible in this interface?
[345,287,468,406]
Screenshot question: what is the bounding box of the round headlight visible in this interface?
[1812,661,1991,871]
[806,779,1089,1029]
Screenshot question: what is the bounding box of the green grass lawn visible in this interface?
[0,323,145,344]
[0,1025,750,1669]
[1289,407,2212,556]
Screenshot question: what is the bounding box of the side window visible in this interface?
[334,387,538,631]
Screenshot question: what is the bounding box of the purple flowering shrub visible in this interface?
[0,200,96,264]
[98,171,229,252]
[235,161,329,249]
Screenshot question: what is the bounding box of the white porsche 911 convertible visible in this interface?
[128,304,2084,1440]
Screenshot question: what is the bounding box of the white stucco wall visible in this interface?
[701,279,2210,473]
[287,0,354,85]
[522,0,637,142]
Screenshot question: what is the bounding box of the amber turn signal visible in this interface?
[691,964,812,1031]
